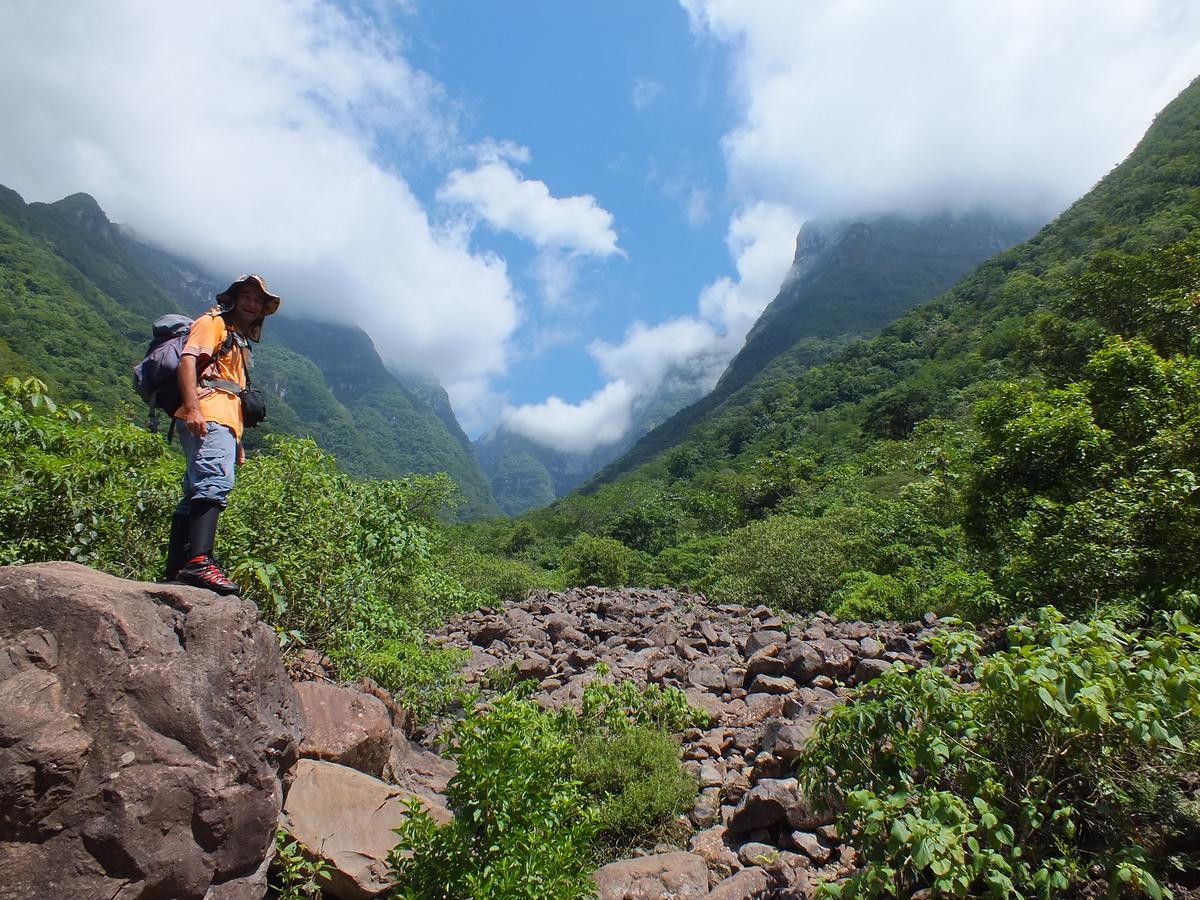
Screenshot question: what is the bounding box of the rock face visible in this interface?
[432,586,938,897]
[0,562,304,900]
[295,681,393,777]
[282,759,451,900]
[593,851,711,899]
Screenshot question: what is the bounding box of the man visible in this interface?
[164,274,280,594]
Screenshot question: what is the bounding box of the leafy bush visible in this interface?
[710,507,884,611]
[446,546,562,604]
[968,337,1200,617]
[330,632,469,724]
[390,693,598,899]
[560,533,649,588]
[569,673,712,735]
[798,608,1200,897]
[0,377,179,578]
[269,829,331,900]
[575,727,696,859]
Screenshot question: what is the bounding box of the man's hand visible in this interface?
[237,442,246,465]
[182,403,207,438]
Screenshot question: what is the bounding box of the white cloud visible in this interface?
[438,155,621,256]
[530,250,580,309]
[681,0,1200,220]
[0,0,518,429]
[501,381,637,455]
[632,78,664,112]
[502,203,800,454]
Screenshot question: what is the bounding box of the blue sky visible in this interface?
[3,1,1200,451]
[402,1,733,409]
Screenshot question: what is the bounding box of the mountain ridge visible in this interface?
[0,184,500,518]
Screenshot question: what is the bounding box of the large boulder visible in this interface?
[592,851,710,899]
[295,681,392,777]
[281,758,451,900]
[0,562,304,899]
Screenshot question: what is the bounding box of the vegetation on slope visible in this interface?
[0,186,499,517]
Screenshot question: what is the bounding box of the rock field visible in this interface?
[428,586,940,899]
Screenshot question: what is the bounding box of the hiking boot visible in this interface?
[176,556,241,596]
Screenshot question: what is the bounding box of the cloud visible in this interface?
[632,78,664,112]
[501,381,638,455]
[438,155,621,256]
[529,249,580,309]
[681,0,1200,220]
[501,203,800,454]
[0,0,518,430]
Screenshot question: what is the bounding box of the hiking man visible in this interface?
[165,274,279,593]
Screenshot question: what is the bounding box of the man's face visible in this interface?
[233,285,265,326]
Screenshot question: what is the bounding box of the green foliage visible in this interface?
[560,533,649,588]
[569,673,712,735]
[968,336,1200,617]
[575,727,696,859]
[799,609,1200,897]
[392,678,707,896]
[0,376,179,578]
[269,829,331,900]
[445,546,563,604]
[390,693,598,899]
[709,507,885,612]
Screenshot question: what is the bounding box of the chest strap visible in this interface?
[200,377,244,396]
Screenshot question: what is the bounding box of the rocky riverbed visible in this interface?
[1,564,939,899]
[429,586,939,898]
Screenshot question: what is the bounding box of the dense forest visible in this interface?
[3,76,1200,898]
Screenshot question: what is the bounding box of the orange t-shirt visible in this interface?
[177,311,249,438]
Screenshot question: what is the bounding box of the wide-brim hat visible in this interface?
[215,274,281,317]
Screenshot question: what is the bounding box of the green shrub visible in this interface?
[575,727,696,859]
[799,608,1200,897]
[0,377,179,578]
[647,535,728,593]
[710,507,883,611]
[329,631,469,724]
[390,693,598,899]
[560,533,649,588]
[569,673,712,735]
[446,546,562,604]
[269,829,331,900]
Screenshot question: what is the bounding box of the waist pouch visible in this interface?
[202,378,268,429]
[239,386,267,428]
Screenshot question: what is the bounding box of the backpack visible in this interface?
[133,313,239,438]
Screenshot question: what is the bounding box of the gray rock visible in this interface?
[780,641,822,682]
[858,636,883,658]
[789,831,833,864]
[744,630,788,656]
[283,759,451,899]
[516,653,553,681]
[296,681,393,778]
[728,778,799,833]
[854,657,893,684]
[689,663,727,691]
[593,851,709,899]
[749,673,797,695]
[705,867,772,900]
[688,826,740,881]
[744,647,787,682]
[737,842,780,867]
[811,638,855,677]
[0,563,303,900]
